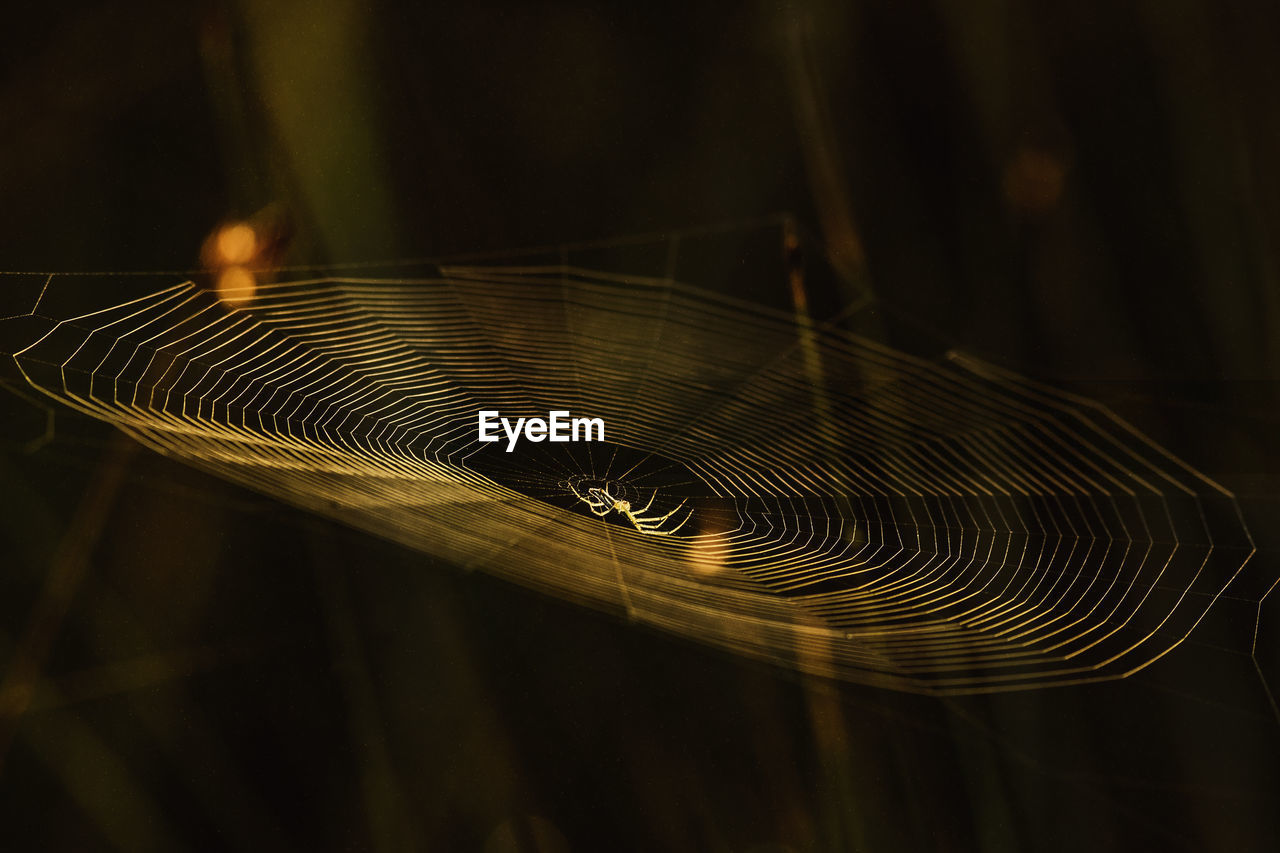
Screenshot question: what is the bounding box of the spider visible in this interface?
[569,481,691,536]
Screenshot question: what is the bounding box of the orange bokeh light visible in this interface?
[214,223,258,266]
[216,266,257,306]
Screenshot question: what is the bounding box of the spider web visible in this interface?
[0,223,1265,695]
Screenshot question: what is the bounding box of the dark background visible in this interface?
[1,0,1278,850]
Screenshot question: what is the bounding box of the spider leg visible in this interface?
[572,482,602,508]
[595,487,620,513]
[666,509,692,534]
[572,482,612,516]
[628,498,688,525]
[628,500,692,535]
[632,490,657,516]
[634,508,692,536]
